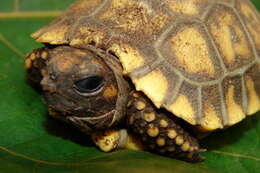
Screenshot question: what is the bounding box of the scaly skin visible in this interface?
[126,91,205,161]
[25,46,205,161]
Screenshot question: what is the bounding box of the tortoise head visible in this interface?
[26,46,129,133]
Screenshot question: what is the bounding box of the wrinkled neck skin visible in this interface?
[83,45,131,131]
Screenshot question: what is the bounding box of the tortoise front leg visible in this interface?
[91,129,144,152]
[25,47,50,90]
[127,91,205,161]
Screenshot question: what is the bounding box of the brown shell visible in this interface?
[32,0,260,131]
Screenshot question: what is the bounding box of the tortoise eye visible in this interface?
[74,76,104,94]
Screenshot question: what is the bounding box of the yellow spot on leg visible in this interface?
[175,136,184,145]
[159,119,168,128]
[135,101,146,110]
[143,112,155,122]
[25,58,32,69]
[181,141,190,152]
[167,129,177,139]
[147,124,159,137]
[41,51,48,59]
[30,53,36,60]
[156,137,165,147]
[132,92,141,98]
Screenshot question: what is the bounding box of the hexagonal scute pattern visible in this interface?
[31,0,260,130]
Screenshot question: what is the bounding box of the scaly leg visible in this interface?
[126,91,205,161]
[91,129,144,152]
[25,47,50,90]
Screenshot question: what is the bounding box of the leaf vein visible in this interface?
[0,33,24,58]
[211,150,260,162]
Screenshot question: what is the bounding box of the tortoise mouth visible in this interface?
[67,110,117,128]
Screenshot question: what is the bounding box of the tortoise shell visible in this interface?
[32,0,260,131]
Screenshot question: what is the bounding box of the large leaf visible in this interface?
[0,0,260,172]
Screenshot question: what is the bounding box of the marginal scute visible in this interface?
[202,103,223,130]
[159,23,223,82]
[201,85,224,130]
[206,5,254,71]
[36,24,69,44]
[110,44,144,74]
[32,0,105,43]
[236,0,260,53]
[70,26,105,46]
[225,85,245,125]
[246,77,260,114]
[169,94,196,125]
[133,69,168,107]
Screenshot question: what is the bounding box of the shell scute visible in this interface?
[158,22,223,82]
[244,63,260,114]
[236,0,260,56]
[167,82,199,125]
[167,0,210,17]
[201,85,224,130]
[99,0,171,38]
[222,75,246,126]
[206,4,254,71]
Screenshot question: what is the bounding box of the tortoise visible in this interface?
[25,0,260,161]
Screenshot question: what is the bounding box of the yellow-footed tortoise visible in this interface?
[25,0,260,161]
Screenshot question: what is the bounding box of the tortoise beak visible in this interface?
[48,107,117,133]
[66,110,117,132]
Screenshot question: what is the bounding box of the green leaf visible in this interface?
[0,0,260,172]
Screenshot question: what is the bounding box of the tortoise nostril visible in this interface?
[41,76,57,92]
[50,72,58,80]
